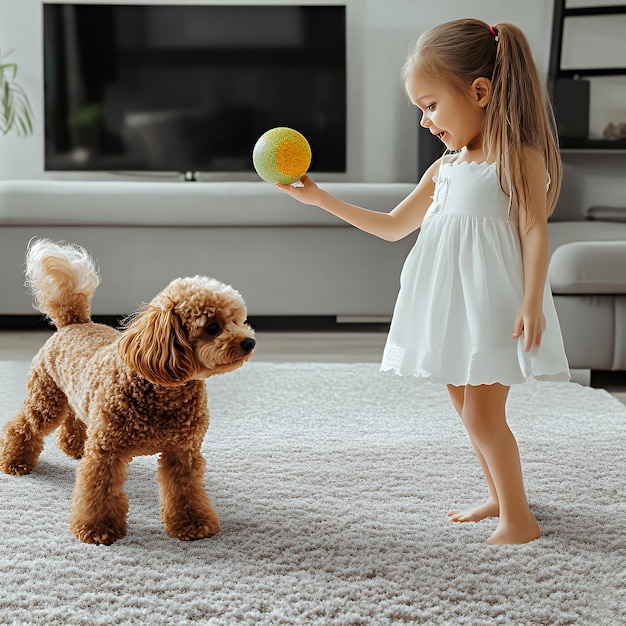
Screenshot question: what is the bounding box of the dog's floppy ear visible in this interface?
[118,305,195,386]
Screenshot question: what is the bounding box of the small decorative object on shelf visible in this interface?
[603,122,626,141]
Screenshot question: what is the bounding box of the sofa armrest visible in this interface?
[549,241,626,294]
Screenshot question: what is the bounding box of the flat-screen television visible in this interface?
[43,3,346,177]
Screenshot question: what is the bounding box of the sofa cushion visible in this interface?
[549,241,626,294]
[586,206,626,223]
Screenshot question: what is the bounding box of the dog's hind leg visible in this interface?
[157,448,221,541]
[0,367,70,475]
[56,408,87,459]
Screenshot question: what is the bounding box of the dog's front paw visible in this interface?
[70,519,127,545]
[164,513,221,541]
[0,459,35,475]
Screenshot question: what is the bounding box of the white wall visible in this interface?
[0,0,625,213]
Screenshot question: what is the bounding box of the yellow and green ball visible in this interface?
[252,127,312,185]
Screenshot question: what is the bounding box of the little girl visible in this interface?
[276,18,570,545]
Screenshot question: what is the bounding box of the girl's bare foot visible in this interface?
[486,517,542,545]
[447,498,499,523]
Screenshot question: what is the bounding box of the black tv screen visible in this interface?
[43,4,346,176]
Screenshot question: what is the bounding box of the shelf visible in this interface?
[559,138,626,150]
[559,68,626,77]
[549,0,626,151]
[564,5,626,17]
[561,149,626,154]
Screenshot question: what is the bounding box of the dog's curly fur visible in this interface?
[0,239,255,545]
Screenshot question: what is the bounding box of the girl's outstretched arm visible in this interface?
[513,148,551,352]
[275,158,441,242]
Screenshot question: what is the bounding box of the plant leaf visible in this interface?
[0,52,33,137]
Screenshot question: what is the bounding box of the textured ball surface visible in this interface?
[252,127,312,184]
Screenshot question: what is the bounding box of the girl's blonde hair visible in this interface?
[403,18,562,228]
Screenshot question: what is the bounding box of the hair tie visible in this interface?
[489,25,499,42]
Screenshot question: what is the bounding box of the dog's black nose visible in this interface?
[241,338,256,354]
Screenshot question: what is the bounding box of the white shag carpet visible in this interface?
[0,360,625,626]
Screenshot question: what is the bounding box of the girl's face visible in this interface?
[405,65,489,154]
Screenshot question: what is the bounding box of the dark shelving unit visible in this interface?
[549,1,626,151]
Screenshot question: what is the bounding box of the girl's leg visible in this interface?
[446,385,499,522]
[461,383,541,545]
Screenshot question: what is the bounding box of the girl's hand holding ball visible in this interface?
[275,174,326,206]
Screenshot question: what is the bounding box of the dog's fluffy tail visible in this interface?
[25,238,100,328]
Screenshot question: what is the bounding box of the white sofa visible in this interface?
[3,179,625,373]
[0,180,416,320]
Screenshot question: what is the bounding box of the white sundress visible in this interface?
[380,152,570,386]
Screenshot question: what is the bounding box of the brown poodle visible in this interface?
[0,239,255,545]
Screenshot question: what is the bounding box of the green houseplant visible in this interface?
[0,49,33,137]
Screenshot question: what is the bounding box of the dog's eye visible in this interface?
[205,322,220,335]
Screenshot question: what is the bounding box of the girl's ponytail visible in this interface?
[484,22,562,228]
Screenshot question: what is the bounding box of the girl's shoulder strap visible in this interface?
[431,150,462,183]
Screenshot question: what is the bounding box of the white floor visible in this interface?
[1,330,625,405]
